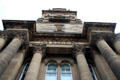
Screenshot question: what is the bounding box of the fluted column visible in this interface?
[24,45,45,80]
[96,39,120,79]
[0,37,22,75]
[74,45,93,80]
[0,37,6,50]
[0,49,26,80]
[92,50,117,80]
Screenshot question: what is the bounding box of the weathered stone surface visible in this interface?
[0,37,6,50]
[113,34,120,54]
[76,51,93,80]
[0,49,25,80]
[113,40,120,54]
[36,23,83,33]
[0,38,22,76]
[24,52,42,80]
[1,8,118,80]
[96,39,120,79]
[92,50,117,80]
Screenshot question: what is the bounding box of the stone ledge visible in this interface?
[89,31,114,46]
[0,29,29,45]
[83,22,116,37]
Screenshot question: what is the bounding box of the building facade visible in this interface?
[0,8,120,80]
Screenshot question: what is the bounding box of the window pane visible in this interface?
[45,62,57,80]
[61,63,71,73]
[61,63,73,80]
[47,63,56,73]
[46,74,57,80]
[61,74,73,80]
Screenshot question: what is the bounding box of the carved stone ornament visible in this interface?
[0,31,8,39]
[114,33,120,41]
[96,38,104,45]
[30,43,46,54]
[73,44,85,56]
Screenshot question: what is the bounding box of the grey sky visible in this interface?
[0,0,120,33]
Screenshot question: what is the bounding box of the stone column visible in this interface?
[0,36,6,50]
[0,49,26,80]
[24,45,45,80]
[74,45,93,80]
[92,50,117,80]
[113,40,120,54]
[96,39,120,79]
[0,37,22,75]
[113,34,120,54]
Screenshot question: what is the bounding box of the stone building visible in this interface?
[0,8,120,80]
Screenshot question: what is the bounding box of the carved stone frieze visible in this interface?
[30,37,88,45]
[33,37,83,42]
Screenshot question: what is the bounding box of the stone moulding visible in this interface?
[0,29,29,45]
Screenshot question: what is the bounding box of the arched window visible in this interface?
[45,62,57,80]
[61,63,73,80]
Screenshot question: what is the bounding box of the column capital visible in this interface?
[96,38,104,44]
[73,44,85,56]
[14,36,24,42]
[114,33,120,41]
[30,43,46,54]
[0,33,8,40]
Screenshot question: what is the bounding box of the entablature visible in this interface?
[29,41,89,54]
[2,20,36,30]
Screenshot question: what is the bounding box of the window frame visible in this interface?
[60,63,73,80]
[45,62,57,80]
[45,61,73,80]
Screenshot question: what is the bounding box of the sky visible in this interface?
[0,0,120,33]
